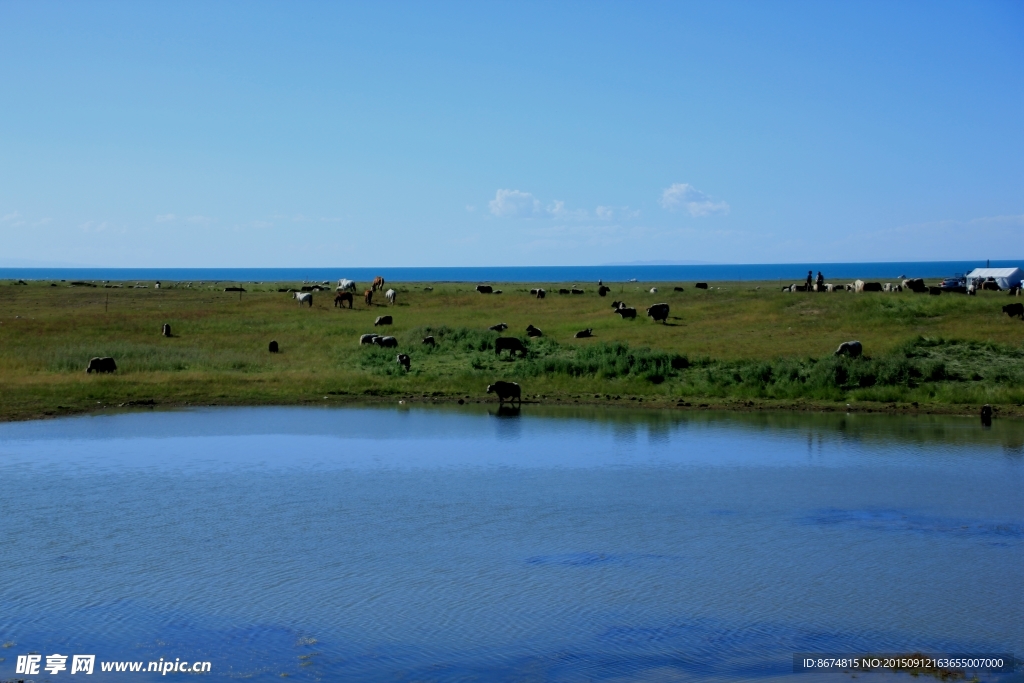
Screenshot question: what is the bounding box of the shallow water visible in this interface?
[1,407,1021,682]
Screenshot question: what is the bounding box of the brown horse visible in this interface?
[334,291,353,309]
[364,289,374,306]
[372,276,385,292]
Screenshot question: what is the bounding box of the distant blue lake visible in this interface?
[1,260,1020,283]
[1,407,1021,682]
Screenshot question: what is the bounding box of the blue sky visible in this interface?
[1,1,1021,267]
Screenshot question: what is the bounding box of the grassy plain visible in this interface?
[1,278,1022,421]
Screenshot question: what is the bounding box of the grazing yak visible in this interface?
[646,303,670,323]
[486,380,522,407]
[834,341,863,358]
[855,281,883,292]
[364,289,373,306]
[574,328,593,338]
[476,284,493,294]
[526,324,543,337]
[374,315,393,326]
[373,336,398,348]
[649,287,658,294]
[903,278,928,293]
[673,286,684,292]
[397,354,411,371]
[495,337,528,358]
[385,289,397,305]
[535,288,546,299]
[615,306,637,319]
[558,288,570,294]
[86,357,117,373]
[161,323,172,337]
[334,291,353,308]
[372,276,386,292]
[336,278,357,292]
[1003,303,1024,319]
[293,292,313,307]
[268,340,279,353]
[489,323,508,332]
[571,288,584,295]
[422,335,435,346]
[598,285,611,296]
[695,282,708,289]
[360,334,379,345]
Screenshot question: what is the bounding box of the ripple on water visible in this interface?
[804,508,1024,542]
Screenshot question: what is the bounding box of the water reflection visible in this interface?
[0,406,1021,683]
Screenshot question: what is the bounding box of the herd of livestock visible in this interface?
[81,274,1023,404]
[313,277,679,379]
[785,276,1024,296]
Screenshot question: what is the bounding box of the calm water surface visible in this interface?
[1,407,1021,682]
[3,259,1020,283]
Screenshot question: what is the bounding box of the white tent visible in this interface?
[965,267,1023,290]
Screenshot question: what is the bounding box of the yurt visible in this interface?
[965,267,1023,290]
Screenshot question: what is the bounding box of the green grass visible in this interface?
[1,278,1022,420]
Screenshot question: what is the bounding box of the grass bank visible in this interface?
[1,278,1022,421]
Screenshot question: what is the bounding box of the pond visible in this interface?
[1,406,1021,682]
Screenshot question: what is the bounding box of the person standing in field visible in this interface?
[816,271,824,290]
[806,271,813,291]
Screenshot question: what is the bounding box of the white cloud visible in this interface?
[2,211,21,223]
[186,215,212,224]
[660,183,730,217]
[489,189,541,217]
[486,190,639,224]
[546,200,590,220]
[155,213,176,223]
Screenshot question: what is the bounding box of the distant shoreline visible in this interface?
[1,260,1020,283]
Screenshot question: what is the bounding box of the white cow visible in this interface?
[385,288,397,305]
[293,292,313,307]
[336,279,357,292]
